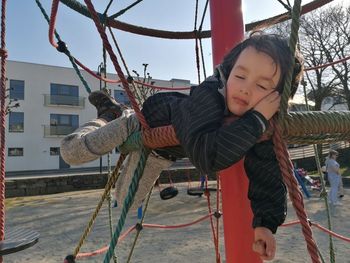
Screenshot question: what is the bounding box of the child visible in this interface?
[61,32,303,261]
[325,150,342,206]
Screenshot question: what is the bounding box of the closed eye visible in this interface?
[235,75,245,79]
[257,84,267,90]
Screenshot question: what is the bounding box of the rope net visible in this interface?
[35,0,350,263]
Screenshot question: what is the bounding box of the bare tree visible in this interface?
[131,63,158,106]
[271,3,350,110]
[302,5,350,109]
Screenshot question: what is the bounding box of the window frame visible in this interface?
[9,79,24,100]
[8,147,23,157]
[8,112,24,132]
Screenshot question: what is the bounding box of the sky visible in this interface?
[6,0,343,84]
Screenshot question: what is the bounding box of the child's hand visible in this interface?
[252,227,276,261]
[254,91,280,120]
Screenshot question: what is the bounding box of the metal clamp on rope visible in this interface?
[127,76,134,83]
[56,41,68,53]
[135,223,143,232]
[214,211,222,219]
[64,255,76,263]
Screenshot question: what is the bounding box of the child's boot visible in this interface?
[88,89,123,122]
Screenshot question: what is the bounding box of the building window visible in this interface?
[9,112,24,132]
[50,147,60,156]
[114,90,130,106]
[49,114,79,135]
[8,148,23,156]
[9,80,24,100]
[51,83,79,96]
[50,83,79,106]
[50,114,79,127]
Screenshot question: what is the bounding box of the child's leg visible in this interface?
[328,174,340,204]
[338,175,344,197]
[60,110,140,165]
[115,152,173,210]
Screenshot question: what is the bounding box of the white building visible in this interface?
[5,61,191,173]
[321,96,348,111]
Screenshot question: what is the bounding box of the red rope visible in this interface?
[312,223,350,242]
[83,0,149,128]
[75,213,216,259]
[305,55,350,71]
[49,0,59,48]
[204,176,221,263]
[0,3,7,262]
[48,0,124,85]
[281,220,350,242]
[272,119,320,263]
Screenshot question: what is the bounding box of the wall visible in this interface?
[5,61,191,172]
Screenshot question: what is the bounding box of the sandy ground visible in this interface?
[4,183,350,263]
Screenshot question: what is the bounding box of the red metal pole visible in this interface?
[209,1,262,262]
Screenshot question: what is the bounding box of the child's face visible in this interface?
[226,47,281,116]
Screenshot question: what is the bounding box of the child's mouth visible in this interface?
[233,97,248,106]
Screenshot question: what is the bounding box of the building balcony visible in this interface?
[44,94,85,108]
[44,125,78,137]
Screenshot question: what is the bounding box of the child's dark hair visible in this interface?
[220,31,303,98]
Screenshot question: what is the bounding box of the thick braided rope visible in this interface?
[103,147,150,263]
[284,111,350,144]
[84,0,149,129]
[0,0,6,250]
[35,0,92,94]
[142,125,179,149]
[73,153,127,257]
[272,120,320,263]
[60,0,331,40]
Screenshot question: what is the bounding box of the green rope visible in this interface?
[34,0,92,94]
[103,146,150,263]
[278,0,301,121]
[126,185,154,263]
[107,154,118,263]
[301,81,333,263]
[118,131,144,153]
[282,2,335,261]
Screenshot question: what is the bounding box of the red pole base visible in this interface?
[219,160,262,263]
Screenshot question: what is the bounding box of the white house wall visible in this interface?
[5,61,191,172]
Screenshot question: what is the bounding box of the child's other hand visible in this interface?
[254,91,280,120]
[252,227,276,261]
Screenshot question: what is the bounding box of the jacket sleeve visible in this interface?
[171,79,267,174]
[244,140,287,233]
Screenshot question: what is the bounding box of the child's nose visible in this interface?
[239,84,251,95]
